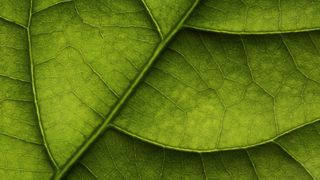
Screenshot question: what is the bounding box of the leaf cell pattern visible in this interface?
[0,0,319,179]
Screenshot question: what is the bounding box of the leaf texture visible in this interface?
[186,0,320,34]
[1,0,200,178]
[113,29,320,151]
[0,0,320,179]
[0,6,53,180]
[67,121,320,179]
[31,0,162,168]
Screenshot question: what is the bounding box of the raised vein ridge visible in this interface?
[27,0,59,170]
[111,118,320,153]
[53,0,201,179]
[272,141,315,179]
[140,0,164,39]
[184,25,320,35]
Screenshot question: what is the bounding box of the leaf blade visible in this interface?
[0,19,54,179]
[113,30,320,151]
[186,0,320,34]
[67,123,320,179]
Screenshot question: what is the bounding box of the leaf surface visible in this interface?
[113,29,320,151]
[0,0,199,178]
[0,19,53,179]
[31,0,162,168]
[1,0,320,179]
[67,121,320,179]
[186,0,320,34]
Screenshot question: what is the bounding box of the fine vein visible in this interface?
[273,141,315,179]
[245,149,260,180]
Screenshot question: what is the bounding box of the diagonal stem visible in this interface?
[53,0,201,179]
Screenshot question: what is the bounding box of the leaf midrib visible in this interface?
[52,0,201,179]
[8,0,315,178]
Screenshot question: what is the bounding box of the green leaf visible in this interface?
[186,0,320,34]
[67,121,320,179]
[1,0,320,179]
[0,0,199,178]
[113,30,320,151]
[0,16,53,180]
[0,0,29,27]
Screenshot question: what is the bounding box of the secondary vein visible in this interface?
[140,0,164,39]
[273,141,315,179]
[27,0,59,170]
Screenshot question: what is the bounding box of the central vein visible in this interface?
[53,0,201,179]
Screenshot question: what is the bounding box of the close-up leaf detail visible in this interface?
[67,122,320,179]
[0,0,319,179]
[186,0,320,34]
